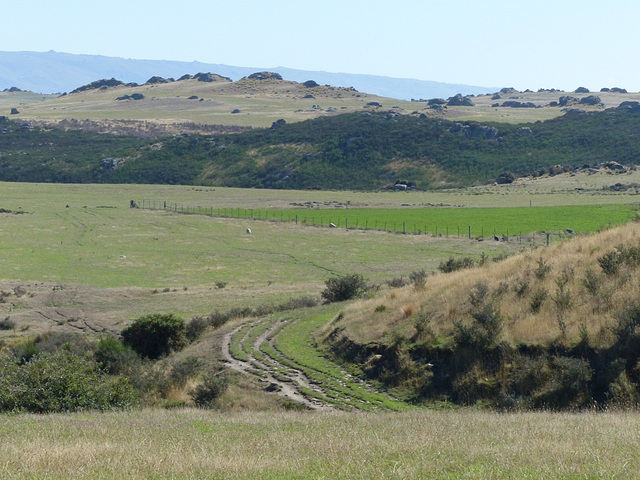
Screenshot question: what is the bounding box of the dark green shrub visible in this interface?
[582,267,602,296]
[121,314,187,359]
[533,356,593,409]
[409,269,428,289]
[0,351,138,413]
[13,339,39,364]
[186,316,209,342]
[94,336,138,374]
[170,357,202,388]
[189,372,230,407]
[598,250,622,275]
[534,257,551,279]
[469,282,489,309]
[612,303,640,346]
[438,256,475,273]
[530,288,548,313]
[321,274,368,303]
[0,317,15,330]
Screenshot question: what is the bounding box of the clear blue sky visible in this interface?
[4,0,640,92]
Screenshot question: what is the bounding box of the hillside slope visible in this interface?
[2,105,640,189]
[324,221,640,408]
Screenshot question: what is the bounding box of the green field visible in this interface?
[181,204,639,236]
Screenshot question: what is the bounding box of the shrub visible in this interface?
[189,372,230,407]
[170,356,202,388]
[582,267,602,296]
[438,256,474,273]
[0,317,15,330]
[534,257,551,280]
[530,288,548,313]
[321,274,368,303]
[0,351,138,413]
[469,282,489,309]
[186,316,209,342]
[94,336,138,375]
[408,269,428,289]
[121,314,187,359]
[598,250,622,276]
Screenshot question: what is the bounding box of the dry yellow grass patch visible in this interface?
[340,221,640,347]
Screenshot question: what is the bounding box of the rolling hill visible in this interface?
[0,50,496,100]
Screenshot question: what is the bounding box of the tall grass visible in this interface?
[1,408,639,479]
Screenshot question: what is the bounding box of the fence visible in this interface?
[133,199,568,245]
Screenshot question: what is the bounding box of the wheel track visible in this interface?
[221,318,334,411]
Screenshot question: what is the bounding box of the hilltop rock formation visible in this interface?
[145,76,173,84]
[70,78,136,94]
[447,94,475,106]
[246,72,283,81]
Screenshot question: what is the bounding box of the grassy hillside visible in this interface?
[3,105,640,189]
[5,76,640,130]
[326,220,640,408]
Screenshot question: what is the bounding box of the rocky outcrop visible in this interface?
[450,122,499,140]
[116,93,145,101]
[303,80,319,88]
[70,78,131,94]
[559,96,579,106]
[501,100,537,108]
[145,76,173,84]
[575,87,590,93]
[618,101,640,112]
[447,94,475,106]
[246,72,283,81]
[580,95,601,105]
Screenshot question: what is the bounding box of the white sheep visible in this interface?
[246,228,251,234]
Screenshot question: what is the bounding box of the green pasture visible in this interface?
[159,204,639,237]
[0,183,518,294]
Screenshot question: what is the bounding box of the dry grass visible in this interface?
[1,408,640,479]
[341,221,640,347]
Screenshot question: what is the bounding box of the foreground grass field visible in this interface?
[2,408,639,479]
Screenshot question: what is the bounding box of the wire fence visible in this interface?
[133,199,570,245]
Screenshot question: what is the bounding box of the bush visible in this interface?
[321,274,368,303]
[0,351,138,413]
[189,372,230,407]
[186,316,209,342]
[121,314,187,359]
[438,256,475,273]
[94,336,138,374]
[0,317,15,330]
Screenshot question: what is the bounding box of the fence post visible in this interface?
[469,225,471,239]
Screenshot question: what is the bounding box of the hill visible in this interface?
[2,104,640,189]
[0,50,495,100]
[324,220,640,408]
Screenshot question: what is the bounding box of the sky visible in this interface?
[4,0,640,92]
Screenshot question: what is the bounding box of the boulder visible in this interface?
[575,87,590,93]
[10,108,19,115]
[303,80,319,88]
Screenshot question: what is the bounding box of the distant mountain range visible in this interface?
[0,50,498,100]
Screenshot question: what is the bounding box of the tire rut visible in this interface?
[221,319,334,411]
